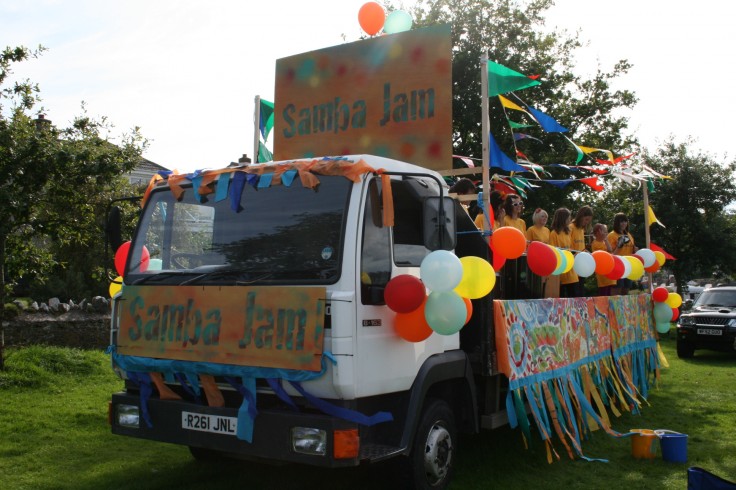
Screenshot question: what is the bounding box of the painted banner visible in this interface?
[273,24,452,170]
[116,285,326,371]
[493,294,659,462]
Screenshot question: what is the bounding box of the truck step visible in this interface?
[360,443,404,462]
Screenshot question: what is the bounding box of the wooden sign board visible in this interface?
[274,24,452,171]
[117,285,326,371]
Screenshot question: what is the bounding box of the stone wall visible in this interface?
[3,297,111,350]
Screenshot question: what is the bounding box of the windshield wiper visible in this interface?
[131,271,189,285]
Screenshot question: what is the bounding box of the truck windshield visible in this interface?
[694,289,736,308]
[124,175,352,285]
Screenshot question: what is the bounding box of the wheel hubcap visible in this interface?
[423,422,452,485]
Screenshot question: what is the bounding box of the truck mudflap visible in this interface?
[111,391,390,467]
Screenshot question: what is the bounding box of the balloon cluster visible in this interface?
[652,286,682,333]
[358,2,413,36]
[387,251,495,342]
[109,241,150,298]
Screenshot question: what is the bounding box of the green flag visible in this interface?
[259,99,275,142]
[258,140,273,163]
[487,60,540,96]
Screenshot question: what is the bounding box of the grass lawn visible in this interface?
[1,334,734,489]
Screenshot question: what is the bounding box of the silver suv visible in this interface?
[676,286,736,358]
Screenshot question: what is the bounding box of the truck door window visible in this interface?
[361,178,390,305]
[392,180,429,267]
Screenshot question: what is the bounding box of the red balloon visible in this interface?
[358,2,385,36]
[385,274,426,313]
[652,286,669,302]
[605,256,625,280]
[632,254,645,264]
[671,307,680,321]
[491,226,527,259]
[394,300,432,342]
[114,241,131,277]
[592,250,615,275]
[645,261,661,273]
[527,241,557,277]
[490,241,506,270]
[463,297,473,325]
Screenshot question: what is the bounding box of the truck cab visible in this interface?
[109,155,505,490]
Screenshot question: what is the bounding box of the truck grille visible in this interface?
[693,317,730,326]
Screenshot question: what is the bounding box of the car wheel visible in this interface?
[404,398,456,490]
[677,339,695,358]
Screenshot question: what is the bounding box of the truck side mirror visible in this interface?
[423,196,456,251]
[106,206,124,252]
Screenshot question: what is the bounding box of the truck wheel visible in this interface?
[677,339,695,359]
[407,398,456,490]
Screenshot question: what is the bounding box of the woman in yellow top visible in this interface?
[607,213,638,295]
[569,206,593,296]
[525,208,549,243]
[591,223,616,295]
[473,190,505,232]
[502,194,527,233]
[548,207,579,298]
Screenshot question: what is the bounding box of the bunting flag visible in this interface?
[499,95,529,113]
[578,145,614,164]
[259,98,275,142]
[489,132,527,173]
[513,132,543,143]
[650,243,676,260]
[579,176,604,191]
[507,119,535,129]
[258,141,273,163]
[527,105,569,133]
[648,205,665,228]
[563,135,585,164]
[488,60,541,96]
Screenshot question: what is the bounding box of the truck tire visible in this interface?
[406,398,456,490]
[676,339,695,359]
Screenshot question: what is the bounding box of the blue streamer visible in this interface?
[126,371,153,428]
[174,373,201,404]
[215,173,230,202]
[191,175,205,202]
[257,173,273,188]
[229,172,246,212]
[225,376,258,442]
[288,381,393,426]
[265,378,299,411]
[282,169,298,187]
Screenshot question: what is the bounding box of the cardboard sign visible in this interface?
[116,285,326,371]
[274,24,452,171]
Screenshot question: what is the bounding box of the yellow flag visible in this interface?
[648,205,665,227]
[498,95,527,112]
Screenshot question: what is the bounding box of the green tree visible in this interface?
[409,0,638,214]
[641,139,736,291]
[0,45,146,369]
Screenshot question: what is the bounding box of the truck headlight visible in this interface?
[291,427,326,456]
[117,404,140,428]
[728,319,736,328]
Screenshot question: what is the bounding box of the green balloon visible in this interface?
[424,291,466,335]
[384,10,412,34]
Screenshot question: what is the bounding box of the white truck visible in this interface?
[106,154,520,490]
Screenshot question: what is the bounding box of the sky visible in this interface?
[2,0,734,173]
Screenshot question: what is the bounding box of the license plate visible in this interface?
[697,328,723,336]
[182,411,237,435]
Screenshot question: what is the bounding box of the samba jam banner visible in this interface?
[494,295,659,462]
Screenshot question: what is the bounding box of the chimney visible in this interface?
[35,113,51,131]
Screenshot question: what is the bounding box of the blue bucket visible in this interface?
[656,430,688,463]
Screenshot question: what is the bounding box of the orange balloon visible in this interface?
[645,261,661,273]
[463,297,473,325]
[491,226,527,259]
[358,2,385,36]
[591,250,614,275]
[394,299,432,342]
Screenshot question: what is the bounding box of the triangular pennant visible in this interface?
[258,140,273,163]
[648,205,665,228]
[513,132,543,143]
[489,132,527,173]
[650,243,676,260]
[498,95,528,112]
[507,119,535,129]
[259,98,275,142]
[579,176,604,191]
[487,61,541,96]
[527,105,569,133]
[545,179,574,188]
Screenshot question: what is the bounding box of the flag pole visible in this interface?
[253,95,261,163]
[642,180,653,292]
[480,52,491,243]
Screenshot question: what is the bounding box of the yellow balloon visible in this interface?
[551,247,564,275]
[454,256,495,299]
[109,276,123,298]
[625,256,645,280]
[562,250,575,273]
[654,250,666,266]
[665,292,682,309]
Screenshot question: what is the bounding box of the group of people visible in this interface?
[450,178,638,298]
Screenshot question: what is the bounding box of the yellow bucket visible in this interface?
[630,429,658,459]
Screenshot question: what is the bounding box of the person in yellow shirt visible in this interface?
[474,191,505,232]
[549,207,579,298]
[525,208,549,243]
[570,205,593,296]
[607,213,638,295]
[502,194,527,233]
[591,223,616,296]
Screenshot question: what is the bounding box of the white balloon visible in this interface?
[573,251,596,277]
[635,248,656,268]
[621,255,632,279]
[420,250,463,292]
